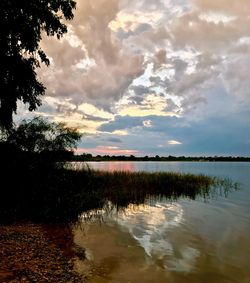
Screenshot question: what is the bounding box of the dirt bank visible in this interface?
[0,223,85,283]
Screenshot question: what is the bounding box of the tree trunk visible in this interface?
[0,99,14,130]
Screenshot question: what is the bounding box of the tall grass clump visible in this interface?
[81,170,235,209]
[0,160,238,224]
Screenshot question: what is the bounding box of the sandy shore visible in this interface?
[0,223,85,283]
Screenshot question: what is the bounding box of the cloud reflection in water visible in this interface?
[115,202,200,272]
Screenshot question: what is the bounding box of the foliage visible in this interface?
[6,117,82,153]
[0,0,76,129]
[0,161,237,223]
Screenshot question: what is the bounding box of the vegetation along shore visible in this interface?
[0,117,238,281]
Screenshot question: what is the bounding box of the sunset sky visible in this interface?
[16,0,250,156]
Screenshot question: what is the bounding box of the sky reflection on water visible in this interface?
[74,162,250,283]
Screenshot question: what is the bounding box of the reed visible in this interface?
[0,164,238,224]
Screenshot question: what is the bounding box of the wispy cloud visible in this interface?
[168,140,182,145]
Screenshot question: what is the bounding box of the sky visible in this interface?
[16,0,250,156]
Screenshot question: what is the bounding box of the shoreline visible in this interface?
[0,223,84,282]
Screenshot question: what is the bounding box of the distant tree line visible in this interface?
[72,154,250,162]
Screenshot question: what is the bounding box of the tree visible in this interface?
[6,117,82,153]
[0,0,76,129]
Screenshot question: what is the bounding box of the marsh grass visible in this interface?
[85,170,239,208]
[0,162,238,224]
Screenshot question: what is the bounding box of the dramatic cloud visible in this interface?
[15,0,250,156]
[39,0,144,109]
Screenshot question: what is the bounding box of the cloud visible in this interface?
[77,146,139,155]
[37,0,250,114]
[76,107,250,156]
[168,140,182,145]
[105,137,122,143]
[112,129,129,136]
[117,101,176,118]
[109,9,163,34]
[222,53,250,103]
[15,0,250,156]
[23,96,114,134]
[99,115,142,132]
[143,120,152,127]
[191,0,250,16]
[153,49,167,70]
[39,0,144,111]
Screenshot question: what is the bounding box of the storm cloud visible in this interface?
[16,0,250,156]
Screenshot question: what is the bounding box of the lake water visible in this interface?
[73,162,250,283]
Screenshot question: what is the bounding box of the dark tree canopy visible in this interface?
[6,116,82,153]
[0,0,76,129]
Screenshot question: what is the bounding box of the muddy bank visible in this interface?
[0,223,85,283]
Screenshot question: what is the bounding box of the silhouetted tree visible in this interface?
[7,117,82,153]
[0,0,76,129]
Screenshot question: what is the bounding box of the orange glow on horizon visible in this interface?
[76,146,139,156]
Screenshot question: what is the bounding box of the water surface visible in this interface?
[73,162,250,283]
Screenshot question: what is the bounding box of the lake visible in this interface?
[73,162,250,283]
